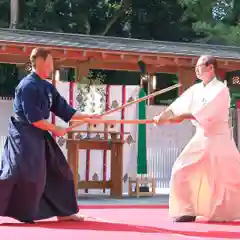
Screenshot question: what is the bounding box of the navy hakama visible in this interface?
[0,72,78,222]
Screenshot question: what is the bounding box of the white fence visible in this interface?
[1,97,238,194]
[146,106,195,192]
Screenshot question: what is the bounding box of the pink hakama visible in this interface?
[168,78,240,221]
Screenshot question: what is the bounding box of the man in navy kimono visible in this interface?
[0,47,98,223]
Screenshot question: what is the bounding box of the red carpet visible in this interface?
[1,206,240,240]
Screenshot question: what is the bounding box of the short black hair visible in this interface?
[30,47,51,68]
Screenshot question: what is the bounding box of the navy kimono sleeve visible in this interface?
[51,87,77,123]
[21,83,44,123]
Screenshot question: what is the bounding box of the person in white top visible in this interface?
[153,55,240,222]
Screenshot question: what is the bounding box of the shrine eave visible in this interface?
[0,28,239,72]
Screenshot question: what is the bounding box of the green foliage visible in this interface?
[0,0,10,27]
[1,0,239,97]
[180,0,240,45]
[79,70,107,85]
[19,0,74,32]
[17,0,129,36]
[0,64,18,96]
[193,21,240,45]
[128,0,197,41]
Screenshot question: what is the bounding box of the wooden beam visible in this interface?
[87,52,159,65]
[57,60,178,73]
[141,55,158,63]
[0,54,28,65]
[121,54,139,62]
[156,57,175,66]
[102,53,123,61]
[0,45,33,56]
[0,42,238,72]
[51,49,87,60]
[79,180,111,189]
[0,44,88,61]
[0,41,239,63]
[0,45,26,55]
[174,58,195,67]
[148,65,177,74]
[0,52,238,74]
[218,60,240,71]
[0,43,195,67]
[85,51,102,60]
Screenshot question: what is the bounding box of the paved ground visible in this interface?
[78,194,169,205]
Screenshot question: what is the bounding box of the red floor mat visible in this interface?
[1,207,240,240]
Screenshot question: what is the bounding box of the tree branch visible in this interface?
[101,0,131,36]
[10,0,19,29]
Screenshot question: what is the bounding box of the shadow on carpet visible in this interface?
[1,220,240,239]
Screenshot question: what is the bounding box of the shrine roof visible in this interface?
[0,28,239,60]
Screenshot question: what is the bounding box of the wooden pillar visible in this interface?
[110,141,123,198]
[218,69,226,81]
[140,74,149,104]
[148,74,156,105]
[67,142,79,195]
[178,67,196,95]
[76,61,90,82]
[75,62,92,193]
[147,75,152,105]
[69,81,74,107]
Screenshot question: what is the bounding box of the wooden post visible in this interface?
[76,61,90,82]
[218,69,226,81]
[149,74,156,105]
[178,67,196,95]
[75,63,91,193]
[67,143,79,195]
[110,141,123,198]
[66,131,125,199]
